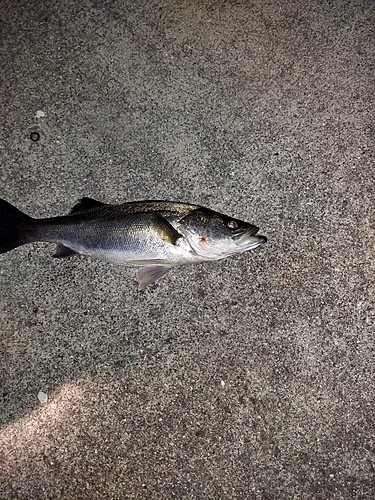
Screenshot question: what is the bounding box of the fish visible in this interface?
[0,197,267,290]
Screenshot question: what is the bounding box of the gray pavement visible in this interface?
[0,0,374,498]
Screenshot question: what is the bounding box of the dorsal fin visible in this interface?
[69,197,107,214]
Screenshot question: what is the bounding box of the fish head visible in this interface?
[178,208,267,260]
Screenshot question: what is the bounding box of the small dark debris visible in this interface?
[30,132,40,141]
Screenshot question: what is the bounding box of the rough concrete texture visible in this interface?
[0,0,374,498]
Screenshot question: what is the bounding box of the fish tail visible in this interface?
[0,199,36,254]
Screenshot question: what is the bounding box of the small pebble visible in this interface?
[37,391,48,403]
[36,110,45,118]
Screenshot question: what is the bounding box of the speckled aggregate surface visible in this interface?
[0,0,374,498]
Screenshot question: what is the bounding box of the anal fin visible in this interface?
[137,265,171,290]
[52,244,78,258]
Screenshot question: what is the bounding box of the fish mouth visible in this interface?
[231,231,267,251]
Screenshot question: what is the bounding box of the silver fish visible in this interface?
[0,197,267,289]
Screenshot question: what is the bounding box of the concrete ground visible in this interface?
[0,0,374,498]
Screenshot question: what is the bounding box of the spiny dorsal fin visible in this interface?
[69,197,107,215]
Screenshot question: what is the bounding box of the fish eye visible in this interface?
[226,220,238,230]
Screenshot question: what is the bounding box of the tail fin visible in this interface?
[0,199,35,254]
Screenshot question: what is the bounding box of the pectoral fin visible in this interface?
[137,265,171,290]
[148,212,182,245]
